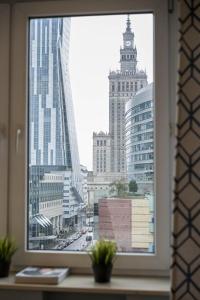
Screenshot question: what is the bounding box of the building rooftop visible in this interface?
[126,82,153,112]
[93,131,110,137]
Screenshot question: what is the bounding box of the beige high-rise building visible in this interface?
[92,16,148,182]
[93,132,111,175]
[109,16,148,176]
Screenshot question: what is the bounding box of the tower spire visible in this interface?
[126,14,131,32]
[121,15,136,73]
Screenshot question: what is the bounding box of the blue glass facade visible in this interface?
[28,18,83,249]
[125,83,154,194]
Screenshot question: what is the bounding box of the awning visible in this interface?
[31,214,52,228]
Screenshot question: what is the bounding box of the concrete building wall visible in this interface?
[131,198,154,251]
[99,198,132,251]
[93,132,111,175]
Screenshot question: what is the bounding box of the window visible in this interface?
[118,81,120,92]
[135,81,138,92]
[130,81,133,91]
[8,0,170,273]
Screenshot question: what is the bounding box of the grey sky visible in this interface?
[69,14,153,171]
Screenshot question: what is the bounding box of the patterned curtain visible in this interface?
[171,0,200,299]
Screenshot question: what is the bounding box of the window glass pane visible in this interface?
[28,14,154,253]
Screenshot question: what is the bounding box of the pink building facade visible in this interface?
[98,197,154,252]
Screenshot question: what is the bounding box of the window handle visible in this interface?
[16,128,22,153]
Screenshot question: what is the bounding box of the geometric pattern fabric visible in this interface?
[171,1,200,299]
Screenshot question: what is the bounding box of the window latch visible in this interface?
[16,128,22,153]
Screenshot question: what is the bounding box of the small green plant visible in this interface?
[0,237,17,262]
[89,239,117,266]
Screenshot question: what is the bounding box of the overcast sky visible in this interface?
[69,14,153,171]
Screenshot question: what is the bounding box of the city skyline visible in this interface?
[69,14,153,170]
[28,16,155,252]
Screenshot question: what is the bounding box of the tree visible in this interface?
[109,180,128,197]
[129,180,138,193]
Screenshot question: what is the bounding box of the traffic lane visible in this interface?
[63,233,90,251]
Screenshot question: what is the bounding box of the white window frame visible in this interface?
[0,4,10,237]
[8,0,171,275]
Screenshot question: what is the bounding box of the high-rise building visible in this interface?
[109,16,148,176]
[29,166,64,249]
[93,132,111,175]
[125,83,154,193]
[29,18,83,239]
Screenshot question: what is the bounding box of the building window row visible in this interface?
[111,80,145,92]
[121,54,134,60]
[126,121,153,134]
[126,101,152,117]
[127,111,152,124]
[133,153,154,162]
[97,140,107,146]
[131,132,154,142]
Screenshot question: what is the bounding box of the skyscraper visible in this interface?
[109,16,148,176]
[125,83,154,194]
[93,132,111,175]
[29,18,80,173]
[29,18,83,239]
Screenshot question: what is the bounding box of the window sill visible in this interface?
[0,274,170,296]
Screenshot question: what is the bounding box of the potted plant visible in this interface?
[89,239,117,283]
[0,237,17,277]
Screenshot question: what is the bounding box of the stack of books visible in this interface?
[15,267,69,284]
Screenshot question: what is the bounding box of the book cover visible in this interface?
[15,267,69,284]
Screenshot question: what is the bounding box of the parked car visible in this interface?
[64,240,70,247]
[86,235,92,241]
[57,244,65,250]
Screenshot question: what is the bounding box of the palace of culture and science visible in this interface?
[93,16,148,181]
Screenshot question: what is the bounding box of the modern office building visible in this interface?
[38,172,64,233]
[29,166,64,249]
[29,18,84,241]
[125,83,154,193]
[108,16,148,176]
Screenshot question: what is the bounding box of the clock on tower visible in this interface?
[125,41,131,47]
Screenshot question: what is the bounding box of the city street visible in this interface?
[63,232,92,251]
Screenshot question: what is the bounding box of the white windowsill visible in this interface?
[0,274,170,296]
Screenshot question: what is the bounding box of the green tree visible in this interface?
[129,180,138,193]
[109,180,128,197]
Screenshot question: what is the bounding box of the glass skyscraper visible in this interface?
[28,18,83,249]
[125,83,154,194]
